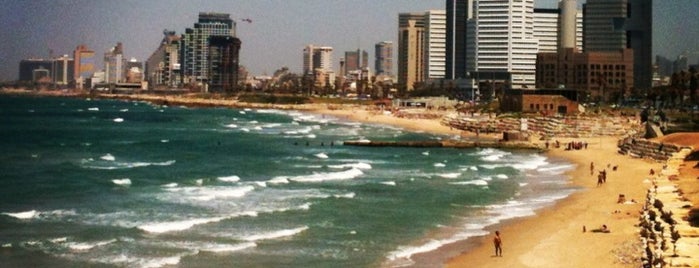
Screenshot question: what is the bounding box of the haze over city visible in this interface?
[0,0,698,81]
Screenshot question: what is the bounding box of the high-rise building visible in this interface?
[374,41,393,76]
[208,35,241,93]
[104,42,124,83]
[398,12,426,90]
[533,8,559,54]
[182,12,236,85]
[73,44,95,85]
[145,30,182,88]
[583,0,652,91]
[474,0,539,89]
[344,50,360,75]
[361,50,369,70]
[425,10,446,79]
[445,0,474,79]
[558,0,577,50]
[51,55,74,85]
[19,57,74,85]
[533,6,583,53]
[303,45,333,74]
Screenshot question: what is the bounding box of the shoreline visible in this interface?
[3,89,697,267]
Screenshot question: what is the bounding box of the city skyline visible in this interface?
[1,0,698,82]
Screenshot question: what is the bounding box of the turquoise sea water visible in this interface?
[0,95,577,267]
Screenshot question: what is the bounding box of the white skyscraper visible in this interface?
[533,8,559,53]
[474,0,539,89]
[303,45,333,75]
[424,10,447,79]
[533,5,583,53]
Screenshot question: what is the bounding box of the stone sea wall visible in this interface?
[617,137,690,162]
[639,148,699,267]
[442,114,642,138]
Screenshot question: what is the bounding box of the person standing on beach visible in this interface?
[493,231,502,257]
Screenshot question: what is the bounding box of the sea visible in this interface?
[0,95,578,268]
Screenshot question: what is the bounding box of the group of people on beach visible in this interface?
[544,140,588,151]
[591,162,619,186]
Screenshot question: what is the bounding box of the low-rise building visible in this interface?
[536,48,634,102]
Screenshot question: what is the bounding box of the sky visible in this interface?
[0,0,698,82]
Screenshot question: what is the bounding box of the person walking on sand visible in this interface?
[493,231,502,257]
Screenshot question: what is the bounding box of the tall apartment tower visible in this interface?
[182,12,236,84]
[208,36,241,93]
[374,41,393,76]
[73,44,95,84]
[445,0,474,79]
[361,50,369,70]
[146,30,182,87]
[583,0,652,90]
[474,0,539,89]
[303,45,333,75]
[104,42,124,83]
[425,10,447,79]
[344,50,360,75]
[398,12,426,90]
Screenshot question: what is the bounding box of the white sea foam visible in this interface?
[200,242,257,253]
[225,123,238,128]
[306,134,316,139]
[450,179,488,186]
[112,178,132,186]
[113,118,124,123]
[537,163,575,174]
[327,162,372,170]
[314,153,329,159]
[422,151,429,156]
[120,108,129,112]
[163,185,255,202]
[510,154,548,170]
[241,128,250,132]
[217,175,240,183]
[160,139,169,143]
[88,107,99,111]
[496,174,509,179]
[2,210,38,219]
[288,168,364,183]
[50,237,68,243]
[83,160,176,170]
[262,123,282,128]
[67,239,117,251]
[268,177,290,184]
[138,217,225,233]
[195,179,203,186]
[241,226,309,241]
[137,256,183,268]
[334,192,356,199]
[239,111,246,114]
[162,183,178,188]
[380,181,397,186]
[437,173,460,179]
[252,181,267,187]
[433,163,446,168]
[101,153,116,161]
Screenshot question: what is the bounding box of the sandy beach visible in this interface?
[3,89,698,267]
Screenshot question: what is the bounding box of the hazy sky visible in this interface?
[1,0,698,81]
